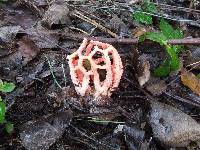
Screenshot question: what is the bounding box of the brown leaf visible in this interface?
[25,26,60,49]
[181,68,200,96]
[41,3,71,29]
[18,36,40,65]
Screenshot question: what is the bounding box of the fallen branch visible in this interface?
[168,38,200,45]
[63,34,200,45]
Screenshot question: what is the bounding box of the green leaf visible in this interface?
[159,19,175,39]
[174,29,184,39]
[0,101,6,124]
[173,45,184,54]
[142,1,157,13]
[170,56,180,71]
[159,19,184,40]
[5,122,14,133]
[139,34,146,42]
[173,28,184,53]
[153,46,180,77]
[0,82,15,93]
[133,12,153,25]
[154,59,171,77]
[165,45,180,71]
[144,32,167,45]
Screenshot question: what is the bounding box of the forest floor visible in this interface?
[0,0,200,149]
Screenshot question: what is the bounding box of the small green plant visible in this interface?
[132,0,184,77]
[133,0,157,25]
[0,79,15,133]
[140,19,184,77]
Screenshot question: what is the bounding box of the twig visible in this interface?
[186,60,200,68]
[62,34,200,45]
[70,125,117,150]
[71,11,118,38]
[131,9,200,28]
[66,3,106,23]
[151,1,200,14]
[110,2,200,27]
[69,26,90,35]
[122,1,200,27]
[70,1,200,27]
[168,38,200,45]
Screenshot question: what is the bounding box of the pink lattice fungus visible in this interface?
[67,38,123,99]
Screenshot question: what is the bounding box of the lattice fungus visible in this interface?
[67,38,123,100]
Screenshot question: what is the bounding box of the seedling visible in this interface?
[0,79,15,133]
[132,1,184,77]
[140,19,184,77]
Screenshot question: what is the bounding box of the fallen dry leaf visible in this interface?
[181,68,200,96]
[41,2,71,29]
[25,26,60,49]
[18,36,40,65]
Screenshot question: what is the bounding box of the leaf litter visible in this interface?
[0,0,200,149]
